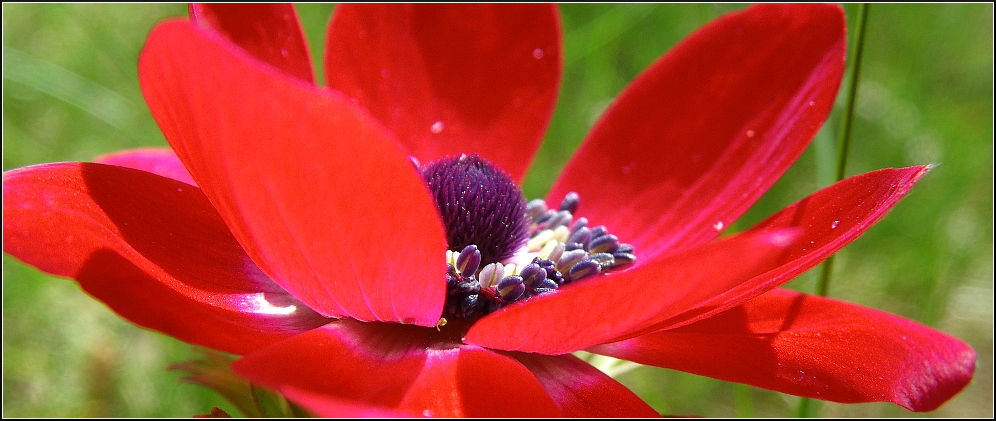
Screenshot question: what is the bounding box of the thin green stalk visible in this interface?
[795,395,816,418]
[816,2,869,301]
[798,4,869,418]
[733,384,756,417]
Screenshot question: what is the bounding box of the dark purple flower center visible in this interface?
[421,154,530,266]
[420,154,637,322]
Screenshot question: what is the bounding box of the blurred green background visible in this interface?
[2,3,992,417]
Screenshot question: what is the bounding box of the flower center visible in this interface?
[420,154,636,323]
[421,154,530,266]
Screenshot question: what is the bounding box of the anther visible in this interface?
[565,242,585,251]
[612,252,637,266]
[547,242,566,263]
[558,249,588,272]
[569,217,588,235]
[526,199,548,221]
[568,259,601,282]
[538,240,559,260]
[497,276,525,302]
[559,192,580,214]
[534,209,556,226]
[479,262,504,288]
[457,280,480,294]
[567,226,592,247]
[588,252,616,268]
[589,234,620,254]
[532,278,558,293]
[544,210,573,230]
[456,245,482,276]
[519,263,548,289]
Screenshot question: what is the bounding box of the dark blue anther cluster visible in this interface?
[445,245,566,320]
[528,194,637,271]
[424,154,636,321]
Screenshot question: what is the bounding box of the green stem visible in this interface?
[733,384,755,417]
[799,4,869,417]
[795,396,822,418]
[815,2,869,299]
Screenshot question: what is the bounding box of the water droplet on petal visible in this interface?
[831,220,840,229]
[280,48,288,57]
[431,121,444,134]
[809,100,816,106]
[532,48,544,59]
[713,221,724,231]
[746,129,755,138]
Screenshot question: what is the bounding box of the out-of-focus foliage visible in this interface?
[3,3,992,417]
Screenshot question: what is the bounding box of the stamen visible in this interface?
[557,249,587,273]
[568,259,601,282]
[479,262,504,288]
[588,252,616,268]
[431,166,639,321]
[455,245,482,276]
[589,234,620,254]
[526,199,548,220]
[559,192,580,214]
[519,264,548,289]
[567,226,592,247]
[496,275,525,302]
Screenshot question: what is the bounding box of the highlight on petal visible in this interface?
[590,289,977,412]
[2,163,328,355]
[511,352,661,417]
[139,20,448,326]
[95,147,196,186]
[465,227,801,354]
[549,3,847,259]
[468,166,931,355]
[324,4,562,181]
[189,3,315,84]
[233,320,563,417]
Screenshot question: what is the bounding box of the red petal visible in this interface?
[276,386,414,418]
[94,147,196,186]
[139,20,448,326]
[324,4,562,181]
[590,289,976,412]
[468,166,929,354]
[2,163,328,355]
[511,353,660,417]
[232,320,563,417]
[189,3,314,84]
[657,166,932,331]
[548,4,846,259]
[465,228,800,354]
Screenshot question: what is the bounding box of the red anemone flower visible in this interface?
[2,3,976,417]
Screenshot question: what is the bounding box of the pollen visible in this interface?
[422,154,637,321]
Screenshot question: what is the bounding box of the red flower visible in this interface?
[2,3,975,417]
